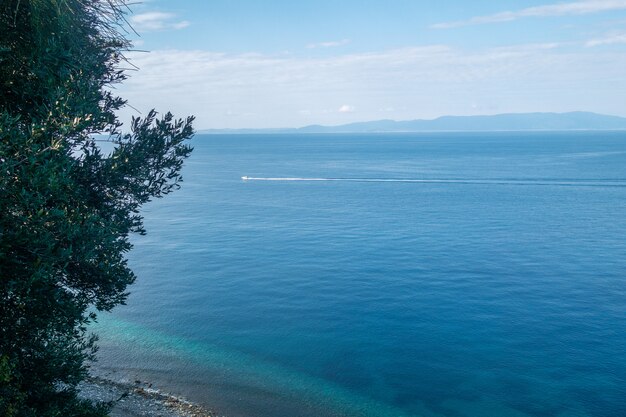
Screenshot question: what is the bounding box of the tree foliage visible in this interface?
[0,1,194,415]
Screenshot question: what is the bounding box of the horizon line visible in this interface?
[197,110,626,132]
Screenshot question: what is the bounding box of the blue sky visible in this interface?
[118,0,626,128]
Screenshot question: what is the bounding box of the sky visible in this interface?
[117,0,626,129]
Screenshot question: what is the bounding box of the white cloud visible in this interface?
[172,21,191,30]
[338,105,355,113]
[131,11,190,32]
[432,0,626,28]
[307,39,351,49]
[114,43,626,128]
[586,32,626,46]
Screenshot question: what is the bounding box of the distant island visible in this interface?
[200,112,626,134]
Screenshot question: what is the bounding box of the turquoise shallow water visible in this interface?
[95,132,626,417]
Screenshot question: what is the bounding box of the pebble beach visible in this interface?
[79,375,220,417]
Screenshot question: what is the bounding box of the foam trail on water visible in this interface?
[241,176,626,187]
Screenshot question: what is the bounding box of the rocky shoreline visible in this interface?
[79,375,222,417]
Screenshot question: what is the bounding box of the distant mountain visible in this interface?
[199,112,626,134]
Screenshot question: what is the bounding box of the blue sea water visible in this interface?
[94,132,626,417]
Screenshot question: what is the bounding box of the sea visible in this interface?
[93,131,626,417]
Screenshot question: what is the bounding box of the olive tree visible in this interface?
[0,1,194,415]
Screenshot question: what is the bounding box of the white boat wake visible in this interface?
[241,176,626,187]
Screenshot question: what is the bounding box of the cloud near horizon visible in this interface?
[114,42,626,129]
[307,39,352,49]
[131,11,190,32]
[432,0,626,28]
[338,105,355,113]
[586,32,626,46]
